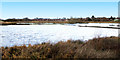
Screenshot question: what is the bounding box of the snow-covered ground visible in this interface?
[0,23,118,47]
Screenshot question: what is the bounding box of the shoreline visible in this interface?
[78,25,120,29]
[0,21,120,25]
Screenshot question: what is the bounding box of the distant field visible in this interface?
[0,20,120,25]
[0,22,17,25]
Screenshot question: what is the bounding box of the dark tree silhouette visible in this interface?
[91,15,95,19]
[109,16,115,20]
[91,15,95,21]
[87,17,92,21]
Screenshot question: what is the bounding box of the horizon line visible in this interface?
[1,16,118,20]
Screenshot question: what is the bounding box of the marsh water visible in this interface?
[0,23,119,47]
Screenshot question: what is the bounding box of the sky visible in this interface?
[1,0,120,2]
[1,2,119,19]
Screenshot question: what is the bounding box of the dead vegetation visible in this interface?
[1,37,120,58]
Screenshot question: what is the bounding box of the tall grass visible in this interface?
[1,37,120,58]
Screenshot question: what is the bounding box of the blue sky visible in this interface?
[1,2,118,19]
[1,0,120,2]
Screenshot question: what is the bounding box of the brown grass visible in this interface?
[1,20,119,25]
[0,22,17,25]
[1,37,120,59]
